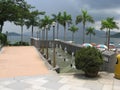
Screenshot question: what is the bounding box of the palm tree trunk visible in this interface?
[72,33,74,41]
[105,30,108,45]
[83,24,85,43]
[42,29,44,54]
[108,29,110,50]
[31,26,34,37]
[90,34,91,43]
[64,25,66,41]
[46,28,49,59]
[57,23,59,39]
[21,25,23,43]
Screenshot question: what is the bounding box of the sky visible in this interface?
[3,0,120,33]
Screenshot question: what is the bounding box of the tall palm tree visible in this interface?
[14,18,25,43]
[14,3,30,43]
[60,11,72,41]
[86,27,95,43]
[26,10,45,37]
[52,12,61,39]
[40,15,52,59]
[76,9,94,43]
[101,17,119,49]
[68,24,79,41]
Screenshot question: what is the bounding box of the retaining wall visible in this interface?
[31,38,116,73]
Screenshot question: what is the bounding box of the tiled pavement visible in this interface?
[0,46,120,90]
[0,72,120,90]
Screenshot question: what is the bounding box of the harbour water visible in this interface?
[7,35,120,46]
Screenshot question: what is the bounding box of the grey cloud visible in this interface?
[76,0,120,9]
[24,0,120,21]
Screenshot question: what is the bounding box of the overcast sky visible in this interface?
[3,0,120,33]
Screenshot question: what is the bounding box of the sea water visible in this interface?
[7,35,120,46]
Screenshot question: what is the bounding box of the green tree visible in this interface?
[40,15,52,59]
[14,0,31,43]
[26,10,45,37]
[68,24,79,41]
[86,27,95,43]
[60,11,72,41]
[76,10,94,43]
[0,0,31,33]
[101,17,119,49]
[52,12,61,39]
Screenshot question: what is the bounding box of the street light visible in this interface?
[46,24,49,59]
[52,21,56,67]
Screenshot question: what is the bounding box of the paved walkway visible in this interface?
[0,46,120,90]
[0,46,49,78]
[0,72,120,90]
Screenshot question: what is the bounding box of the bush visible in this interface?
[10,41,29,46]
[75,47,104,77]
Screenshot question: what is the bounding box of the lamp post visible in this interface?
[46,25,49,59]
[52,21,56,67]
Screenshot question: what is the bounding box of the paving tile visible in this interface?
[31,85,47,90]
[84,81,103,90]
[102,85,113,90]
[58,77,68,83]
[0,80,16,86]
[22,77,47,86]
[58,85,71,90]
[42,81,64,90]
[0,86,13,90]
[113,86,120,90]
[70,87,90,90]
[6,81,31,90]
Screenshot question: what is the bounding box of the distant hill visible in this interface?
[8,32,21,36]
[111,33,120,38]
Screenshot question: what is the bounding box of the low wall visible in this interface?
[31,38,117,73]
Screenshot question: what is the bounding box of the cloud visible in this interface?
[3,0,120,33]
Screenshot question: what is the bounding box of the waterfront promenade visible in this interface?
[0,46,49,78]
[0,46,120,90]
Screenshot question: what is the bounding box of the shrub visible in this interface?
[11,41,29,46]
[75,47,104,77]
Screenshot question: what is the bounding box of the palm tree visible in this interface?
[60,11,72,41]
[86,27,95,43]
[26,10,45,37]
[68,24,79,41]
[101,17,119,50]
[52,12,61,39]
[14,18,25,43]
[76,9,94,43]
[14,3,30,43]
[40,15,52,59]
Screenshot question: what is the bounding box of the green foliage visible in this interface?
[59,11,72,41]
[0,0,32,33]
[75,9,94,43]
[9,41,29,46]
[68,24,79,41]
[68,25,79,33]
[0,33,7,45]
[52,12,62,39]
[75,47,103,76]
[100,17,119,49]
[86,26,95,43]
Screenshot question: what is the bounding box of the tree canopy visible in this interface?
[0,0,32,33]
